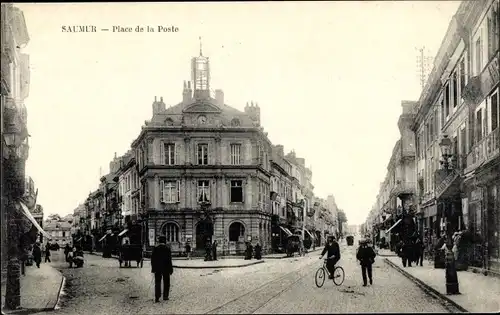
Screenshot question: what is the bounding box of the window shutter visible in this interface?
[174,143,179,165]
[160,180,164,202]
[160,141,165,165]
[241,181,245,203]
[177,180,181,202]
[196,144,199,165]
[207,143,211,164]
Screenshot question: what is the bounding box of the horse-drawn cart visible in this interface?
[118,223,144,268]
[119,244,143,268]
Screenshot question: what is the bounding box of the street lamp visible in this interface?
[439,135,453,170]
[438,134,460,295]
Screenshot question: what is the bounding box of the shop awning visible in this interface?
[386,219,402,233]
[19,201,51,239]
[98,235,108,242]
[279,226,292,236]
[118,229,128,237]
[304,229,315,240]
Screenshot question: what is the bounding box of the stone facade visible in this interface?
[366,0,500,274]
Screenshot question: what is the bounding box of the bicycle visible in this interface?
[315,258,345,288]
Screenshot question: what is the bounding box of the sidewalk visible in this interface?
[1,263,65,314]
[384,256,500,313]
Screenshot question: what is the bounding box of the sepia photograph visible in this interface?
[1,1,499,314]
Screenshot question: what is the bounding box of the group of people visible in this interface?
[395,236,425,268]
[244,242,262,260]
[31,242,52,268]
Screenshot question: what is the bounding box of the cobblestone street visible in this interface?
[40,245,450,314]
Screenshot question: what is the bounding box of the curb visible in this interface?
[48,275,66,311]
[383,258,468,313]
[1,267,65,315]
[173,260,265,269]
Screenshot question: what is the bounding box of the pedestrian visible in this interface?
[44,244,51,263]
[414,238,424,266]
[254,243,262,260]
[204,240,212,261]
[212,240,218,261]
[184,242,191,260]
[245,242,253,260]
[401,240,413,267]
[151,236,173,303]
[32,242,42,268]
[64,243,72,262]
[356,238,376,286]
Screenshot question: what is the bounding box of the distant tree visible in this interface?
[46,213,62,222]
[337,210,348,235]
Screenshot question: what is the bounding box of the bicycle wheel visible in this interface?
[315,267,326,288]
[333,266,345,286]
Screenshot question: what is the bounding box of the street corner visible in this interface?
[173,259,265,269]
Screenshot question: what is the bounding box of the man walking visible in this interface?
[32,242,42,268]
[44,244,51,263]
[356,238,376,286]
[151,236,173,303]
[319,236,341,279]
[212,240,218,261]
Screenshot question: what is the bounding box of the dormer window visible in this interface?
[165,118,174,125]
[231,118,241,126]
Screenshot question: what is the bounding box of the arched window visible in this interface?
[231,118,241,126]
[163,223,179,242]
[229,222,245,242]
[165,118,174,125]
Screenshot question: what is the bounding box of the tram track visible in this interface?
[204,257,318,314]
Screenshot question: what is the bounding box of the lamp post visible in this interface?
[3,126,29,310]
[438,135,460,295]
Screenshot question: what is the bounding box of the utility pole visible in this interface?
[416,46,434,91]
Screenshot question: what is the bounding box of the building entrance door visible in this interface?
[195,220,213,250]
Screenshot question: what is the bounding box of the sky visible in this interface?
[18,1,461,225]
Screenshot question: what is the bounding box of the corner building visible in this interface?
[131,50,273,255]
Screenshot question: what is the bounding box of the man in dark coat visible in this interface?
[151,236,173,303]
[212,240,218,261]
[32,243,42,268]
[64,244,72,262]
[319,236,341,279]
[254,243,262,260]
[245,242,253,260]
[44,244,51,263]
[356,239,376,286]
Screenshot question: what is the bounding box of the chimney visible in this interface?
[215,89,224,107]
[152,96,166,115]
[183,81,192,104]
[244,100,261,127]
[276,144,284,157]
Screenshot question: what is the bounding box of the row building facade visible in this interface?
[77,48,340,256]
[366,0,500,275]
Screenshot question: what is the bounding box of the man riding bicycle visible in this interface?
[319,236,341,279]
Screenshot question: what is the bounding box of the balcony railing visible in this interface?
[466,128,500,172]
[391,181,416,196]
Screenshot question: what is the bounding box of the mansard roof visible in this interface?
[150,98,256,128]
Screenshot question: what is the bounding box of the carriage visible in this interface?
[346,235,354,246]
[118,223,144,268]
[286,234,305,257]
